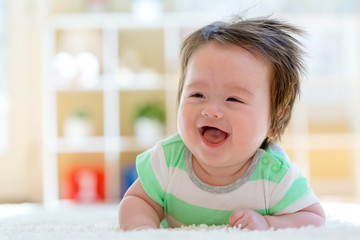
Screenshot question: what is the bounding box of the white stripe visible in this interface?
[149,142,169,191]
[274,191,319,215]
[167,167,278,211]
[147,140,314,214]
[269,163,301,208]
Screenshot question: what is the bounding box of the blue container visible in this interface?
[121,165,138,198]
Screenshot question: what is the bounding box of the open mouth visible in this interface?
[199,126,229,145]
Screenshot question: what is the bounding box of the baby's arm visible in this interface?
[263,202,325,229]
[118,179,164,231]
[229,202,325,230]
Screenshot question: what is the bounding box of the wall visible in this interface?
[0,0,46,203]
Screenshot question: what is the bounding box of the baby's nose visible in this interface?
[201,104,224,119]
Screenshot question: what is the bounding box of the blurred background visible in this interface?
[0,0,360,208]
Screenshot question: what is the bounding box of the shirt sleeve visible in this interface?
[136,142,168,207]
[269,162,319,215]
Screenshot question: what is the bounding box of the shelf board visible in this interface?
[56,136,162,153]
[282,133,359,149]
[113,74,165,91]
[52,74,165,92]
[50,12,227,30]
[57,136,105,153]
[55,133,360,154]
[49,13,360,31]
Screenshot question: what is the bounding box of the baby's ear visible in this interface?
[267,106,291,140]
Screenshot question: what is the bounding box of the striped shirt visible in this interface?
[136,133,318,227]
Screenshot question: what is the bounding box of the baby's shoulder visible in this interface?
[265,143,292,167]
[159,133,187,170]
[136,133,187,172]
[160,133,184,148]
[249,143,293,183]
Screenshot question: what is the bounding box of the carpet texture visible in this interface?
[0,202,359,239]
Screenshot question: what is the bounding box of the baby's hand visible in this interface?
[229,209,269,230]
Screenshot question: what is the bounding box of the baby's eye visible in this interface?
[191,93,205,98]
[226,97,242,103]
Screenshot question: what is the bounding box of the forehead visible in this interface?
[184,41,271,88]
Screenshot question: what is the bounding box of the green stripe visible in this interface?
[161,133,182,146]
[165,194,272,226]
[269,176,310,214]
[249,152,288,183]
[161,134,187,171]
[255,208,270,216]
[165,193,233,226]
[136,150,165,207]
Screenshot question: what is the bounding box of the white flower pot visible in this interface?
[135,117,164,147]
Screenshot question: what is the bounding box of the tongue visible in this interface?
[203,127,227,144]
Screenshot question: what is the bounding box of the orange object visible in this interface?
[67,167,105,203]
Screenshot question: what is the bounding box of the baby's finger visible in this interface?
[229,210,245,227]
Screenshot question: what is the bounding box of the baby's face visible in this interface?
[177,41,272,169]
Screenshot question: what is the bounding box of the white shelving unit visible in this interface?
[42,12,224,207]
[42,12,360,207]
[282,15,360,201]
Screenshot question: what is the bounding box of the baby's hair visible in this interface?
[177,16,306,148]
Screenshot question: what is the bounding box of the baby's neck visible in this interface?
[192,156,253,187]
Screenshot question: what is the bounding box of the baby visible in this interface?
[118,16,325,230]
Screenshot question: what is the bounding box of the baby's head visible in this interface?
[177,16,306,148]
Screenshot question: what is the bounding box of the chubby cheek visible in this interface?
[177,103,196,143]
[232,112,269,147]
[177,110,186,137]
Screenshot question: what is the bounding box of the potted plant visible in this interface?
[63,107,93,145]
[134,101,165,147]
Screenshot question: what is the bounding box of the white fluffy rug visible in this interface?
[0,202,360,239]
